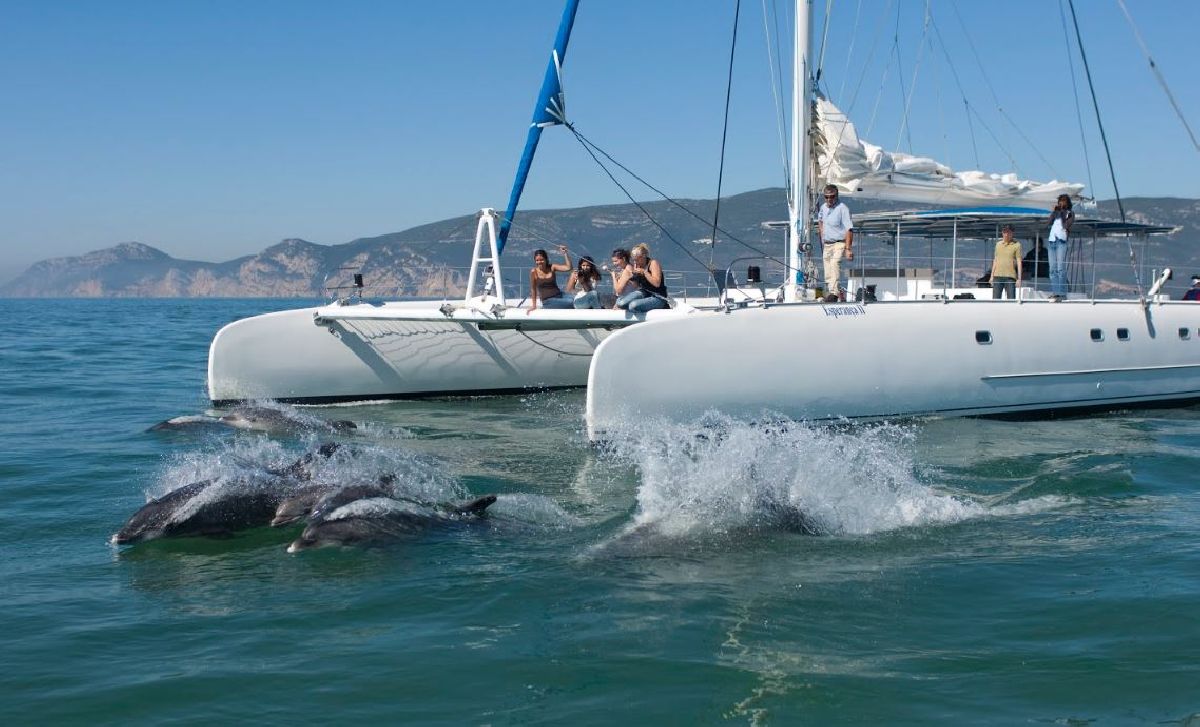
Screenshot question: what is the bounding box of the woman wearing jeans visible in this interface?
[614,244,670,313]
[1047,194,1075,297]
[566,256,603,309]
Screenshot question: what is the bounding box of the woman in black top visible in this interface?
[614,243,669,312]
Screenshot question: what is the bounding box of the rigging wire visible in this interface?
[869,1,906,143]
[762,0,792,201]
[863,15,899,140]
[814,0,833,86]
[1066,0,1125,223]
[844,0,893,115]
[564,123,789,272]
[947,2,1058,178]
[894,0,932,154]
[500,216,597,262]
[836,0,864,103]
[1115,0,1200,153]
[927,19,980,167]
[1066,0,1139,299]
[930,30,948,165]
[708,0,743,268]
[1057,0,1096,195]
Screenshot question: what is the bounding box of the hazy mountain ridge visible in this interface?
[3,191,1198,297]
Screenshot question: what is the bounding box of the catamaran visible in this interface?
[583,0,1196,440]
[206,0,721,406]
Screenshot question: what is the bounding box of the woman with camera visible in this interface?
[614,243,670,313]
[566,256,603,309]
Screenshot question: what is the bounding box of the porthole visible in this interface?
[975,330,992,345]
[1117,328,1130,341]
[1090,328,1104,342]
[1179,327,1190,340]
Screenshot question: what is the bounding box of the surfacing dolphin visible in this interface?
[111,479,284,545]
[269,473,398,527]
[147,407,356,435]
[218,406,357,435]
[286,494,497,552]
[112,444,342,545]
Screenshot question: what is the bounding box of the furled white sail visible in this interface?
[814,97,1085,206]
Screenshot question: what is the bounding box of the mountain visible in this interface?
[2,190,1198,298]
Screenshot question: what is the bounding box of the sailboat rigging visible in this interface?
[583,0,1194,441]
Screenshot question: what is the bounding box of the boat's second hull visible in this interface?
[586,299,1200,439]
[207,303,615,404]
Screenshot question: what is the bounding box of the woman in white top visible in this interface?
[1046,194,1074,297]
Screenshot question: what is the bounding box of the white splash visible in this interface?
[601,415,999,542]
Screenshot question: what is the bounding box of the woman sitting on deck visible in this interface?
[528,245,574,311]
[615,243,670,313]
[567,256,603,309]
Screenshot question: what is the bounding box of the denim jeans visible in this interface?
[573,290,601,309]
[616,289,669,313]
[992,276,1016,299]
[1047,237,1068,295]
[539,295,574,310]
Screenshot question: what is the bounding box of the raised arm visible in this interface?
[565,271,579,293]
[552,244,572,272]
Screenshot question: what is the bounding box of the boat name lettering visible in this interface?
[823,304,867,318]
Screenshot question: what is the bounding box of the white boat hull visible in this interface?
[207,300,687,404]
[586,300,1200,440]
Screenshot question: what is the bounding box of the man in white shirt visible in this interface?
[817,184,854,299]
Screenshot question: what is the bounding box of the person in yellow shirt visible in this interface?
[990,224,1023,300]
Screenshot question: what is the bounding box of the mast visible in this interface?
[496,0,581,255]
[786,0,813,302]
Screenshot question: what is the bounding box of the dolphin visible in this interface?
[286,494,497,552]
[111,479,285,545]
[271,481,390,528]
[112,444,343,545]
[269,484,335,527]
[146,415,229,433]
[217,406,356,435]
[264,442,342,480]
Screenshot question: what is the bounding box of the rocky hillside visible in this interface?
[2,190,1197,298]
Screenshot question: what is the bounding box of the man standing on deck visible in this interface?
[817,185,854,301]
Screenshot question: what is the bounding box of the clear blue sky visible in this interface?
[1,0,1197,280]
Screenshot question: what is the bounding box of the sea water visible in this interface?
[0,298,1197,725]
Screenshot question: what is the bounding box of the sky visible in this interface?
[1,0,1198,281]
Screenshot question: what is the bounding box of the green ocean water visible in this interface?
[1,298,1197,725]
